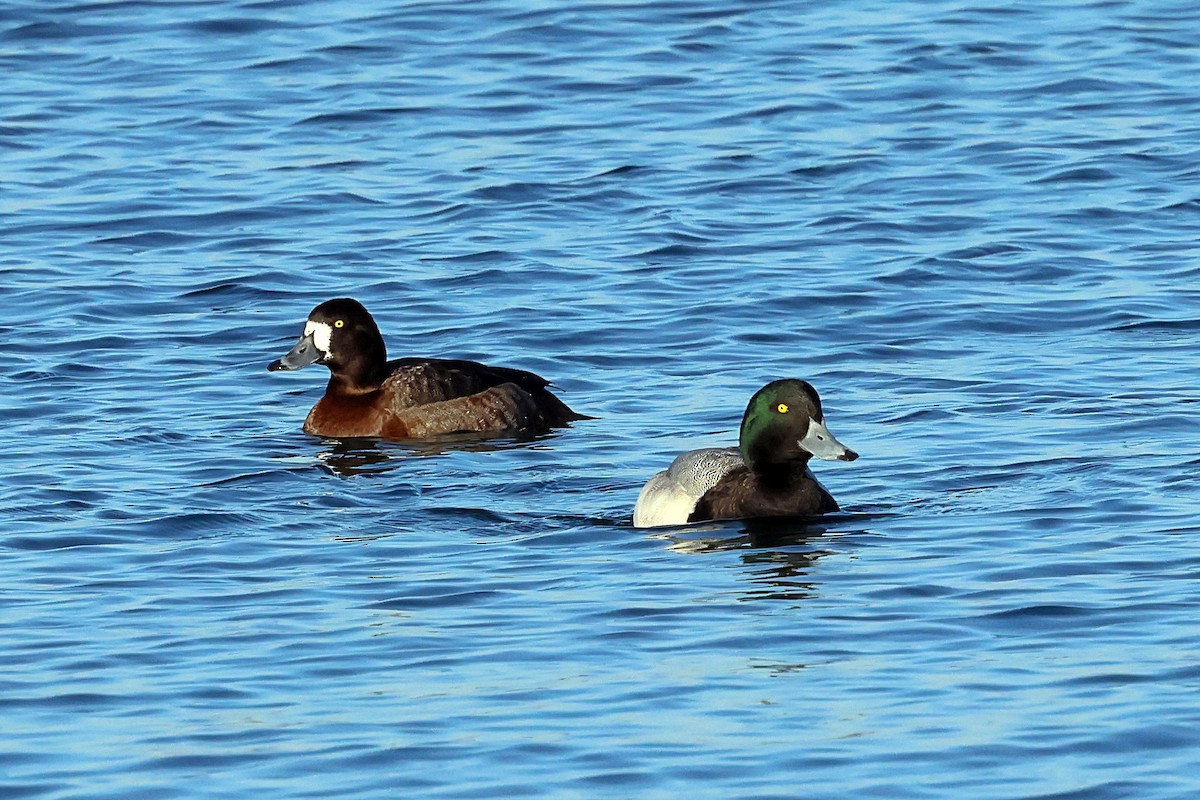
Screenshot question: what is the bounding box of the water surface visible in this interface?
[3,1,1200,798]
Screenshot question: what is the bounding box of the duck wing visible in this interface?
[376,382,551,437]
[632,447,743,528]
[381,358,585,426]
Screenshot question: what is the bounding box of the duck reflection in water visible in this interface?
[313,431,559,477]
[649,516,854,602]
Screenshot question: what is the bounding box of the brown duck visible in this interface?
[269,298,586,438]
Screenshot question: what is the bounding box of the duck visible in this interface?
[268,298,586,438]
[632,379,858,528]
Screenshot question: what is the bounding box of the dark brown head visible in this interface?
[268,298,388,390]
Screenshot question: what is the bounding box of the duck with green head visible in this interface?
[632,379,858,528]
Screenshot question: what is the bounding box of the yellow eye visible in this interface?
[334,319,345,328]
[776,403,789,414]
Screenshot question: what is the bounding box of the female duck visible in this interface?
[632,379,858,528]
[269,298,586,438]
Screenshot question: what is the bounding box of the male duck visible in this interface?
[632,379,858,528]
[269,298,586,438]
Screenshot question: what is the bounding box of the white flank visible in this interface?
[633,471,699,528]
[632,447,743,529]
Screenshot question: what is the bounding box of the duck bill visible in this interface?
[799,418,858,462]
[268,332,321,372]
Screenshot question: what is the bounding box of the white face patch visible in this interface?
[304,320,333,359]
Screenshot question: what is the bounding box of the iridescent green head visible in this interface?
[738,379,858,470]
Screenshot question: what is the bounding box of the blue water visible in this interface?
[4,0,1200,797]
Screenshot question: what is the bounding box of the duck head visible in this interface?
[739,379,858,470]
[268,298,387,388]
